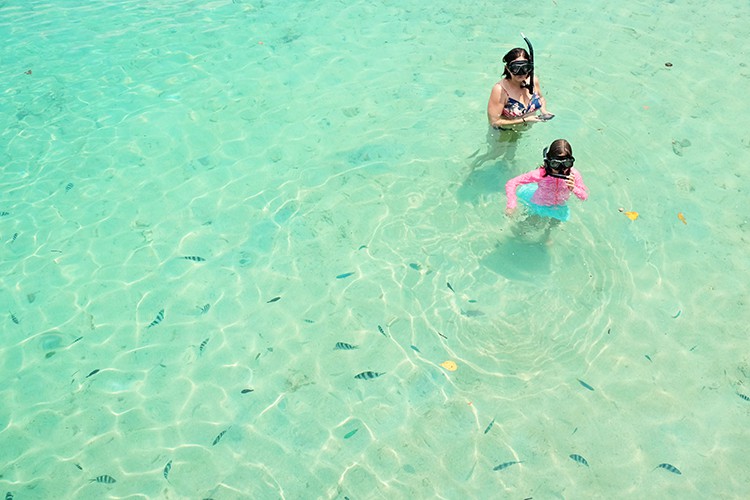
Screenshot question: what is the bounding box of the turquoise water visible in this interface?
[1,0,749,498]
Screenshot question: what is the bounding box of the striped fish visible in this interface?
[181,256,206,262]
[197,304,210,314]
[65,182,74,192]
[90,474,116,484]
[377,325,387,337]
[147,309,164,328]
[163,460,172,481]
[656,463,681,475]
[199,338,210,355]
[484,418,495,434]
[737,392,750,402]
[354,371,384,380]
[6,492,14,500]
[10,313,19,325]
[212,428,229,446]
[334,342,358,350]
[493,460,522,471]
[569,454,589,467]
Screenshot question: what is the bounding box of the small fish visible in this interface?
[645,354,652,362]
[569,454,589,467]
[24,69,32,75]
[672,310,682,319]
[336,272,355,279]
[409,345,421,353]
[6,492,14,500]
[577,379,595,391]
[736,392,750,402]
[197,304,210,314]
[65,182,74,192]
[677,212,687,225]
[45,351,56,359]
[181,255,206,262]
[408,263,421,271]
[358,245,367,250]
[493,460,522,471]
[10,232,18,243]
[267,296,281,303]
[240,388,254,394]
[334,342,358,350]
[303,319,315,324]
[354,371,384,380]
[90,474,116,484]
[484,418,495,434]
[10,312,19,324]
[71,336,84,345]
[199,338,209,355]
[85,369,100,378]
[343,428,359,439]
[655,463,681,475]
[0,211,10,217]
[212,428,229,446]
[624,211,639,221]
[436,331,448,339]
[75,463,83,470]
[147,309,164,328]
[446,282,455,293]
[163,460,172,480]
[377,325,387,337]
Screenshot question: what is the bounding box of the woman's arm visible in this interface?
[487,83,535,128]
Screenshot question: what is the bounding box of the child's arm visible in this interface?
[570,168,588,201]
[505,169,542,210]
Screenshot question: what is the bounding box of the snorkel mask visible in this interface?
[543,147,575,178]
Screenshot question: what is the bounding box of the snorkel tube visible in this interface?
[520,32,534,95]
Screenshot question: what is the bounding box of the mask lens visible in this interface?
[508,61,532,75]
[549,158,574,169]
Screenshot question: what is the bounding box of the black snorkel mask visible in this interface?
[520,32,535,94]
[543,147,575,179]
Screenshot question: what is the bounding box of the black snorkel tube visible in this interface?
[520,32,534,95]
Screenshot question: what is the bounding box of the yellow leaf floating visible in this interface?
[440,360,458,371]
[678,212,687,225]
[624,211,639,221]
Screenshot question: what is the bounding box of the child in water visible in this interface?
[505,138,588,238]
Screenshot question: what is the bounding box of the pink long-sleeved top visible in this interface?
[505,167,588,210]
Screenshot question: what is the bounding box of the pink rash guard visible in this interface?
[505,167,588,211]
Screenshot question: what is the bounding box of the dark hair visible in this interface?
[546,139,573,159]
[502,48,530,79]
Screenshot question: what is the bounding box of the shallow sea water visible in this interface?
[1,0,749,498]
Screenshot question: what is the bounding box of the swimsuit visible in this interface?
[505,167,588,221]
[492,82,542,130]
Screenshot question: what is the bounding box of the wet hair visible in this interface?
[502,48,530,78]
[545,139,573,159]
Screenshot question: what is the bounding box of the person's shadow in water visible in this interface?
[480,234,552,282]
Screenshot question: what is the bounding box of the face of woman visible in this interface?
[506,57,533,82]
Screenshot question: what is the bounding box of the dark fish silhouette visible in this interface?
[199,338,209,355]
[577,379,595,391]
[85,369,100,378]
[197,304,210,314]
[377,325,387,337]
[10,313,19,324]
[569,454,589,467]
[343,428,358,439]
[446,282,455,293]
[493,460,522,471]
[90,474,116,484]
[241,389,254,394]
[336,272,355,279]
[355,371,384,380]
[737,392,750,402]
[0,212,10,217]
[181,256,206,262]
[267,296,281,303]
[75,463,83,470]
[408,263,421,271]
[655,463,681,475]
[147,309,164,328]
[6,492,14,500]
[410,345,421,353]
[163,460,172,481]
[65,182,74,192]
[334,342,358,350]
[212,428,229,445]
[484,418,495,434]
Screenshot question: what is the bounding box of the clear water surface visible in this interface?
[1,0,749,498]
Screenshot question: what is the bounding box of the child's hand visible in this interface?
[565,175,575,190]
[505,206,515,216]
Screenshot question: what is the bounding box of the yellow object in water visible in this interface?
[624,211,639,221]
[440,360,458,371]
[678,212,687,224]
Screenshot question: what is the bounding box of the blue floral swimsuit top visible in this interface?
[501,84,542,118]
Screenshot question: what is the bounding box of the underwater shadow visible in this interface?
[480,237,551,282]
